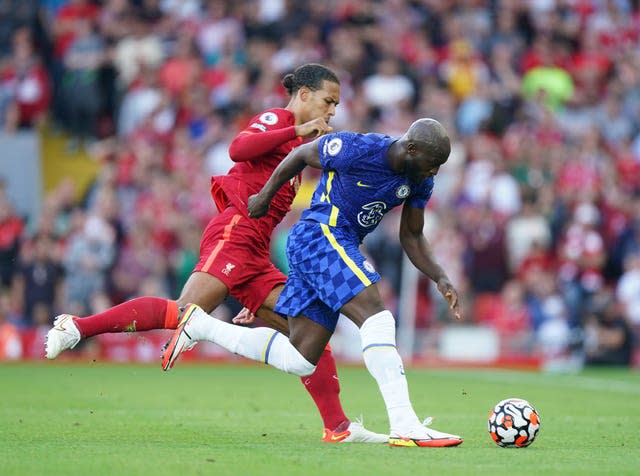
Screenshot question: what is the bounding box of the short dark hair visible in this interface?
[410,118,451,164]
[282,64,339,95]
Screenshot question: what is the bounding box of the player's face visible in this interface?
[403,147,444,181]
[302,80,340,123]
[405,159,441,181]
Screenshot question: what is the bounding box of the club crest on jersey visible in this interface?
[396,185,410,199]
[357,201,387,227]
[363,260,376,273]
[325,137,342,156]
[259,112,278,125]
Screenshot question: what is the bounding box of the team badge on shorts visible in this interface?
[396,185,410,199]
[222,263,236,276]
[259,112,278,125]
[363,260,376,273]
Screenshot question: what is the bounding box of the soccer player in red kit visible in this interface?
[45,63,386,444]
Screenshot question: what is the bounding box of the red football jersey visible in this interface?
[210,108,303,231]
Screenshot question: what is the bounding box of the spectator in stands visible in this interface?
[158,30,202,99]
[50,0,101,129]
[109,218,169,303]
[13,233,64,327]
[170,217,200,297]
[557,201,606,325]
[616,252,640,327]
[0,192,24,290]
[474,279,532,355]
[0,291,22,360]
[116,65,166,137]
[62,211,115,316]
[196,0,244,67]
[522,37,575,111]
[62,17,106,151]
[362,57,415,113]
[461,203,509,294]
[439,38,489,102]
[535,294,572,365]
[112,12,164,88]
[505,190,552,274]
[584,291,634,367]
[0,27,50,131]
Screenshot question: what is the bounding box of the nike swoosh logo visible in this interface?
[357,181,373,188]
[330,433,349,441]
[56,316,70,331]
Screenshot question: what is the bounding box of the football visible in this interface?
[488,398,540,447]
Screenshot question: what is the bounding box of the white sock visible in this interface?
[187,307,316,376]
[360,310,421,434]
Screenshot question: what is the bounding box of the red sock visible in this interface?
[73,297,179,338]
[301,344,349,431]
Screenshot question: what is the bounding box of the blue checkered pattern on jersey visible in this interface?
[275,220,380,331]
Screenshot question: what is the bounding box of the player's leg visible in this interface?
[45,208,238,359]
[45,272,229,359]
[253,284,387,443]
[341,285,463,447]
[162,303,325,374]
[163,261,331,373]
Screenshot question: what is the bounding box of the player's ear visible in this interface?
[298,86,312,102]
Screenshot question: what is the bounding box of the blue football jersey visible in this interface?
[300,131,434,242]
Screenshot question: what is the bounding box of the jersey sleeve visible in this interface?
[317,131,357,171]
[228,109,296,162]
[407,177,434,209]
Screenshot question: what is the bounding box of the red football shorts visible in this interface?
[195,206,286,313]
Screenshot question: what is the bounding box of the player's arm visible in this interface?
[229,117,331,162]
[399,202,462,320]
[248,139,322,218]
[229,127,297,162]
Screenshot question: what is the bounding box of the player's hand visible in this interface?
[232,307,256,326]
[247,193,270,218]
[295,117,333,138]
[437,277,462,320]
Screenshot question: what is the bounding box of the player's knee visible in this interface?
[285,347,317,376]
[360,310,396,349]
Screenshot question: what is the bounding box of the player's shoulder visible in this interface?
[418,176,435,189]
[324,131,388,147]
[247,108,292,131]
[342,132,393,151]
[320,131,391,160]
[415,176,435,196]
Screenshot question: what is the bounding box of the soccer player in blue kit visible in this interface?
[163,118,463,447]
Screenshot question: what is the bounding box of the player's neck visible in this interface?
[386,140,404,174]
[285,99,301,124]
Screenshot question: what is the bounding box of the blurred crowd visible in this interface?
[1,0,639,366]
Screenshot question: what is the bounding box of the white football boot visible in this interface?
[45,314,81,359]
[388,417,463,447]
[342,419,389,443]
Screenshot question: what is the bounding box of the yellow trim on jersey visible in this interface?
[320,171,340,225]
[325,171,335,199]
[320,223,371,286]
[329,205,339,227]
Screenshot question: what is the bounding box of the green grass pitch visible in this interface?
[1,362,639,475]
